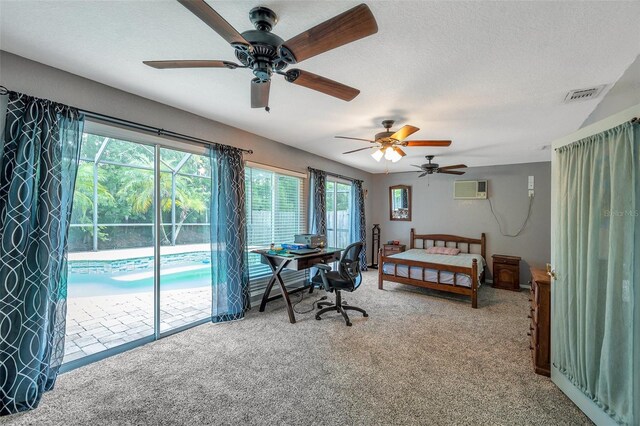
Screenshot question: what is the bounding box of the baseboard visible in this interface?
[551,366,617,426]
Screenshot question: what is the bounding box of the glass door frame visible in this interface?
[61,121,212,373]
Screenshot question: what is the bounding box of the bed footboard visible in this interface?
[378,248,479,308]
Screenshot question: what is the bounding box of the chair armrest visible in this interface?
[315,263,332,291]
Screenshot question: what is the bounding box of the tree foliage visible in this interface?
[70,135,211,248]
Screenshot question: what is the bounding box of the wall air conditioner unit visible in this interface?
[454,180,488,199]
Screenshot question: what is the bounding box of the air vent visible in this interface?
[564,85,606,103]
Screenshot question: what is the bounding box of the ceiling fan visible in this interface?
[143,1,378,111]
[337,120,452,162]
[412,155,467,176]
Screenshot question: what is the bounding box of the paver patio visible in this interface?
[64,287,211,363]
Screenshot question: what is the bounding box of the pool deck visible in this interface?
[64,287,211,363]
[64,244,270,364]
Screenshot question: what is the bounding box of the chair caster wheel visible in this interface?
[315,316,321,320]
[346,322,352,327]
[363,313,369,317]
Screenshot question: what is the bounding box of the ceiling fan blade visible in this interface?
[439,170,465,175]
[393,147,407,157]
[410,164,424,169]
[418,172,428,178]
[177,0,251,50]
[439,164,467,170]
[390,125,420,141]
[343,146,375,154]
[278,4,378,64]
[405,140,452,147]
[251,79,270,109]
[285,69,359,101]
[143,60,239,69]
[335,136,376,143]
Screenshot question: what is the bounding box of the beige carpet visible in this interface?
[5,271,590,425]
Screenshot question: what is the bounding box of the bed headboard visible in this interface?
[410,228,486,260]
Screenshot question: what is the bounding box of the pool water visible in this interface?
[68,252,213,297]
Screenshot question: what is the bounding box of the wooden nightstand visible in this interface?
[383,244,406,257]
[492,254,521,291]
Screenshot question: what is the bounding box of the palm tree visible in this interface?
[117,166,208,245]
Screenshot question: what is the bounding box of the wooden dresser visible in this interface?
[529,267,551,376]
[383,244,406,257]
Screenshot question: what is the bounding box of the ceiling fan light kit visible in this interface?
[385,147,397,161]
[144,1,378,111]
[393,146,406,158]
[371,146,404,163]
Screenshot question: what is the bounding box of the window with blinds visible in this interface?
[245,164,306,300]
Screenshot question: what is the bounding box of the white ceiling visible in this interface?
[1,1,639,173]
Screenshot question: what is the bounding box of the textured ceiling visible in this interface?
[1,1,639,173]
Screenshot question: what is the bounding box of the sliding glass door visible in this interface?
[64,131,213,366]
[65,134,156,362]
[159,147,212,333]
[326,179,352,248]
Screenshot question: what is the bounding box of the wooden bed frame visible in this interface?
[378,229,486,308]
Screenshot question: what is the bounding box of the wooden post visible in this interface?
[378,248,384,289]
[410,228,415,249]
[471,259,478,308]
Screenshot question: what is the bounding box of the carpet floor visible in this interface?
[5,271,590,425]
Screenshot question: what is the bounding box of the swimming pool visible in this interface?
[68,251,213,297]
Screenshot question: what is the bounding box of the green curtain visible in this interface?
[554,120,638,424]
[0,92,83,415]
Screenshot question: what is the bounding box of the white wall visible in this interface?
[582,54,640,127]
[371,162,551,284]
[0,51,375,258]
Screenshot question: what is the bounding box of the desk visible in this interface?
[253,248,342,323]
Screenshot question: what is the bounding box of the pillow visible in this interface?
[426,246,461,256]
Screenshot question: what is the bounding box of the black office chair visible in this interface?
[312,242,368,326]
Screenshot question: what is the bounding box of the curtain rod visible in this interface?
[308,167,363,183]
[82,110,253,154]
[0,85,253,155]
[554,116,639,152]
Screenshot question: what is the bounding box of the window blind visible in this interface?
[245,165,306,301]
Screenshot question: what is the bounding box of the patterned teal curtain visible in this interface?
[0,92,83,415]
[308,167,326,235]
[350,180,367,271]
[209,145,249,322]
[554,120,638,424]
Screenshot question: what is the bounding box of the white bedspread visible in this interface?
[382,249,485,288]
